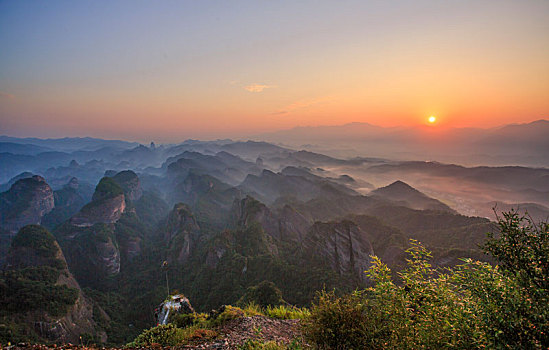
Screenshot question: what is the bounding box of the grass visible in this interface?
[265,305,310,320]
[129,303,310,347]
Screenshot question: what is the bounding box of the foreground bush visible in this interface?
[303,290,386,349]
[304,212,549,349]
[128,323,183,346]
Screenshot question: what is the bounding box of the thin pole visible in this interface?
[165,270,169,297]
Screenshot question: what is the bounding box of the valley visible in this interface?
[1,136,546,345]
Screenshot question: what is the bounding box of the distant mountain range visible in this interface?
[253,119,549,167]
[1,133,548,344]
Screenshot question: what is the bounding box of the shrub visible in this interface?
[238,281,285,308]
[303,290,385,350]
[304,242,483,349]
[479,211,549,348]
[171,312,208,328]
[209,305,245,327]
[127,323,183,346]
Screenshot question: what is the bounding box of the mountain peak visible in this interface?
[372,180,454,212]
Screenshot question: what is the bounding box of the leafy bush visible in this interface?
[209,305,245,327]
[171,312,208,328]
[304,215,549,350]
[238,281,285,308]
[303,290,385,349]
[127,323,183,346]
[479,211,549,348]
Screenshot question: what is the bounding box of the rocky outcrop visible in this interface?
[0,171,34,192]
[69,177,126,227]
[112,170,143,202]
[70,194,125,227]
[165,203,200,264]
[155,294,195,325]
[231,196,280,239]
[230,196,312,243]
[5,225,105,343]
[59,223,121,280]
[0,175,55,233]
[304,220,374,282]
[276,205,311,242]
[42,178,88,229]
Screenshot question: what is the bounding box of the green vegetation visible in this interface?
[304,212,549,349]
[238,339,304,350]
[130,302,308,347]
[11,224,59,258]
[0,269,78,317]
[93,177,124,200]
[264,305,310,320]
[0,226,79,343]
[238,281,285,308]
[128,323,184,346]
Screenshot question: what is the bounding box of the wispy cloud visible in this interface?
[0,91,15,99]
[244,84,276,93]
[274,96,333,115]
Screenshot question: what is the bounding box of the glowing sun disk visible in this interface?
[428,116,437,123]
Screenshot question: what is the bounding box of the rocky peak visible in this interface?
[112,170,143,201]
[70,177,125,227]
[230,196,280,239]
[165,203,201,263]
[0,171,34,192]
[371,180,454,212]
[65,177,79,190]
[0,175,55,233]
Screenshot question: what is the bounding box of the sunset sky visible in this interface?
[1,1,548,142]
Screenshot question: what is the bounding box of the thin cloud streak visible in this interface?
[0,91,15,99]
[274,96,334,115]
[244,84,276,93]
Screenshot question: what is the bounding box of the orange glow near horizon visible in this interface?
[0,1,548,142]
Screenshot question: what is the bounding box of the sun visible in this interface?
[428,116,437,124]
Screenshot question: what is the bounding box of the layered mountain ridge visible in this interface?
[0,137,545,345]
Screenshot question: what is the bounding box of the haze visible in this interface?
[1,0,548,142]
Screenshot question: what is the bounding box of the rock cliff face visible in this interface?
[0,175,55,233]
[70,177,126,227]
[4,225,104,343]
[231,196,280,239]
[57,223,121,285]
[165,203,201,264]
[70,194,126,227]
[42,177,87,230]
[112,170,143,202]
[230,196,313,243]
[304,220,374,282]
[276,205,311,243]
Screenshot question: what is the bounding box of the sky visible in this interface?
[0,0,548,142]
